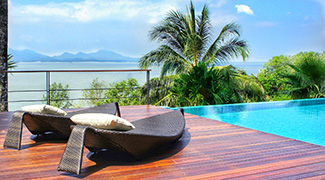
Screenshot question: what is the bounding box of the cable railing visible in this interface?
[3,69,151,111]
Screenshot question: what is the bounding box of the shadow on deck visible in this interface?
[0,105,324,179]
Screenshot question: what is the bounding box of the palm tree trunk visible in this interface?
[0,0,8,112]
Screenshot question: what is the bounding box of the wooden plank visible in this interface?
[0,105,324,179]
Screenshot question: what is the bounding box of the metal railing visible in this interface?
[4,69,151,110]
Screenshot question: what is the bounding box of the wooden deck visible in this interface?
[0,105,324,179]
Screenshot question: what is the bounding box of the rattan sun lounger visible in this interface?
[57,108,185,175]
[3,102,121,150]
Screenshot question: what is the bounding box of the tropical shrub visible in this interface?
[141,75,178,106]
[257,51,325,100]
[162,62,265,107]
[285,52,325,99]
[81,78,107,106]
[104,78,142,106]
[170,62,225,106]
[257,55,292,100]
[42,82,72,108]
[81,78,143,106]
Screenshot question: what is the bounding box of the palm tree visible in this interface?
[285,53,325,99]
[139,1,250,77]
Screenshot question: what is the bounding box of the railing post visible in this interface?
[46,72,50,105]
[146,70,150,105]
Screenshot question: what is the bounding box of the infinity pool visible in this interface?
[182,98,325,146]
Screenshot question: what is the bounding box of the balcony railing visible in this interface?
[3,69,151,111]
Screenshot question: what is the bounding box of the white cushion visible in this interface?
[71,113,135,130]
[21,104,67,116]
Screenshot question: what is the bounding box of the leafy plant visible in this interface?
[257,55,292,100]
[104,78,142,106]
[234,74,265,102]
[81,78,107,106]
[159,62,265,107]
[81,78,143,106]
[141,75,178,106]
[8,54,17,69]
[42,82,72,108]
[285,53,325,99]
[257,51,325,100]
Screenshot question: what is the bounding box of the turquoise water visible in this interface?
[182,99,325,146]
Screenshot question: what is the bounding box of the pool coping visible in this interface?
[171,98,325,114]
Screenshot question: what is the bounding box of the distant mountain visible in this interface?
[52,49,137,61]
[9,48,52,62]
[8,48,138,62]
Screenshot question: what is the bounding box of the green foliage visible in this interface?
[234,74,266,102]
[141,75,178,106]
[81,78,107,106]
[285,52,325,99]
[169,62,225,106]
[82,78,143,106]
[257,55,293,99]
[257,51,325,100]
[163,62,265,107]
[139,1,249,77]
[104,78,142,106]
[42,82,72,108]
[8,54,17,69]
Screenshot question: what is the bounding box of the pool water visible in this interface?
[182,99,325,146]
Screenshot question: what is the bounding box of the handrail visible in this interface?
[4,69,151,73]
[4,69,151,110]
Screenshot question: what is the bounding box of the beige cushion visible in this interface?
[70,113,135,130]
[21,104,67,116]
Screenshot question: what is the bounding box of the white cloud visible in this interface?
[10,0,178,23]
[8,0,183,56]
[235,4,254,15]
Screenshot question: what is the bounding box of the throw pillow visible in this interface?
[21,104,67,116]
[71,113,135,130]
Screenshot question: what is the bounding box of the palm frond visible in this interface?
[235,74,265,98]
[160,56,191,78]
[203,22,240,58]
[187,1,196,34]
[284,54,325,98]
[149,10,187,55]
[197,4,211,51]
[205,38,249,65]
[203,22,249,64]
[8,54,17,69]
[139,44,191,78]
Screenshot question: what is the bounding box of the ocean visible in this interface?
[8,61,265,111]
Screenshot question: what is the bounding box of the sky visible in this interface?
[8,0,325,62]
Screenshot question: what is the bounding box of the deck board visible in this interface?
[0,105,324,179]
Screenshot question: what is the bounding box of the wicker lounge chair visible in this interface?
[57,108,185,175]
[3,102,121,150]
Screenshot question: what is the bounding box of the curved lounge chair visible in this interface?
[58,108,185,175]
[3,102,121,150]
